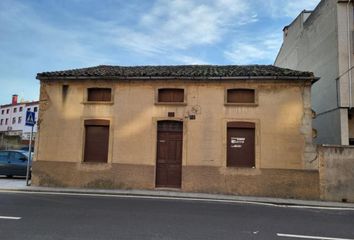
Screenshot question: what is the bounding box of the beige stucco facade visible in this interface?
[32,77,319,200]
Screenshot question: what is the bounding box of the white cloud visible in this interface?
[172,55,209,65]
[0,0,115,67]
[109,0,258,55]
[224,33,282,64]
[266,0,320,18]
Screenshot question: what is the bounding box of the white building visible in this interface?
[275,0,354,145]
[0,95,38,144]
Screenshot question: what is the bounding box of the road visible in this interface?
[0,191,353,240]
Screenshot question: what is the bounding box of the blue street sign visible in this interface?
[25,111,36,126]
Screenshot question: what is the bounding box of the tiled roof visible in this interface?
[36,65,315,80]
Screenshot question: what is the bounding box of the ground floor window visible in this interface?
[227,122,255,167]
[83,119,110,163]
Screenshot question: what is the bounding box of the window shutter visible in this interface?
[158,89,184,102]
[227,89,255,103]
[87,88,112,102]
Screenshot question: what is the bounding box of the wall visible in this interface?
[319,145,354,202]
[275,0,348,145]
[32,79,318,199]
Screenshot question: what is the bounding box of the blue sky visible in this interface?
[0,0,320,104]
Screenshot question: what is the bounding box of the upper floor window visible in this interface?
[34,107,38,112]
[0,119,3,125]
[18,117,22,124]
[5,118,8,125]
[19,107,23,112]
[1,110,4,115]
[12,117,16,124]
[6,109,9,114]
[226,89,256,104]
[87,88,112,102]
[157,88,184,103]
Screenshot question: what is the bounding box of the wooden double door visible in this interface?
[155,121,183,188]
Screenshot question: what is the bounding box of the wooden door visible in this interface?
[84,120,110,163]
[227,122,255,167]
[156,121,183,188]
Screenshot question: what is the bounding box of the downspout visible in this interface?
[347,0,352,109]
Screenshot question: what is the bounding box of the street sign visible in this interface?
[25,111,36,126]
[25,111,36,186]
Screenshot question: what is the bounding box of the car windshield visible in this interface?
[19,151,32,158]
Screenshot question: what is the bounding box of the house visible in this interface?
[33,65,319,199]
[0,95,39,149]
[275,0,354,145]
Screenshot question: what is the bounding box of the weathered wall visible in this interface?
[319,145,354,202]
[32,161,319,200]
[35,80,313,168]
[275,0,351,145]
[32,79,317,198]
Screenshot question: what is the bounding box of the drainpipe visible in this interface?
[347,0,352,109]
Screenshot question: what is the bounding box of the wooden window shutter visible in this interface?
[227,89,255,103]
[87,88,112,102]
[158,89,184,102]
[83,119,110,163]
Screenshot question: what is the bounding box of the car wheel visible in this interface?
[6,175,13,178]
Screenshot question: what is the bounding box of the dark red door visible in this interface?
[84,120,110,163]
[227,122,255,167]
[156,121,183,188]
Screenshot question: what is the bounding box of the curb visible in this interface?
[1,186,354,209]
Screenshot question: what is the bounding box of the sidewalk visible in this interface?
[1,178,353,209]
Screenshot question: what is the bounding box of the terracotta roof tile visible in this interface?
[37,65,315,79]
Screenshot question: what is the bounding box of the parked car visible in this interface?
[0,150,32,178]
[20,146,34,152]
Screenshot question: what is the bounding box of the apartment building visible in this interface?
[0,95,39,149]
[275,0,354,145]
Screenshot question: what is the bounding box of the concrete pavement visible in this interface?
[0,177,354,209]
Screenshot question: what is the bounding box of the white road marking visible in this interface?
[0,189,354,211]
[0,216,21,220]
[277,233,354,240]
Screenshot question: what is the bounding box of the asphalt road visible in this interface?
[0,192,353,240]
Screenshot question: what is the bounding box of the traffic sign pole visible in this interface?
[25,111,36,187]
[26,125,33,186]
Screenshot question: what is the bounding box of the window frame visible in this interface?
[224,88,258,106]
[155,88,187,105]
[226,121,256,168]
[82,119,111,164]
[83,87,114,105]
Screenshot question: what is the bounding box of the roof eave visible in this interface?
[36,75,318,83]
